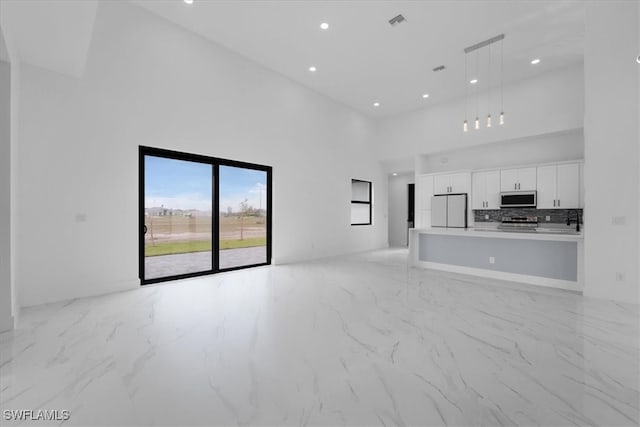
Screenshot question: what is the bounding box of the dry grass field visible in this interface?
[144,215,266,256]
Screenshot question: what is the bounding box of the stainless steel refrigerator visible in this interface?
[431,194,468,228]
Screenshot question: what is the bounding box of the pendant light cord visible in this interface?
[488,43,491,115]
[465,52,468,122]
[501,39,504,113]
[475,50,479,119]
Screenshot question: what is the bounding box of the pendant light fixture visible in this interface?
[463,34,505,132]
[463,50,469,132]
[487,43,492,128]
[474,50,479,130]
[500,37,505,125]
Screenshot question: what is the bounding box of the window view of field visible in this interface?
[143,156,267,279]
[218,165,267,269]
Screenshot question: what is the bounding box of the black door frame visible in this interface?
[139,146,272,285]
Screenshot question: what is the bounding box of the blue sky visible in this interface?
[145,156,266,212]
[145,156,211,198]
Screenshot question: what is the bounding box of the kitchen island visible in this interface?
[409,226,584,291]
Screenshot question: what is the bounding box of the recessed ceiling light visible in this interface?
[470,79,478,84]
[531,58,541,65]
[392,173,398,176]
[373,102,380,107]
[183,0,193,4]
[636,55,640,64]
[320,22,329,30]
[422,93,429,99]
[308,66,317,72]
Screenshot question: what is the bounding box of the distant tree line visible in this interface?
[222,205,265,217]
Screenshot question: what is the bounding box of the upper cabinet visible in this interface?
[556,163,580,209]
[472,170,501,210]
[579,163,585,208]
[434,172,469,194]
[536,163,580,209]
[500,167,537,191]
[536,165,557,208]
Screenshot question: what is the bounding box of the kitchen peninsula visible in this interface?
[409,226,584,291]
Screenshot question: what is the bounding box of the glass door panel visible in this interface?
[143,155,213,280]
[218,165,268,269]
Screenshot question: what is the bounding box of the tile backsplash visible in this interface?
[474,208,583,224]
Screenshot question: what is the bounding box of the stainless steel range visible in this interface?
[498,216,538,232]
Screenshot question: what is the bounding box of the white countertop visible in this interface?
[411,226,584,241]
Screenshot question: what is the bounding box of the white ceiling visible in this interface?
[0,0,98,77]
[133,0,585,118]
[1,0,585,117]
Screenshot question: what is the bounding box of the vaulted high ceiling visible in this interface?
[1,0,584,117]
[133,0,585,118]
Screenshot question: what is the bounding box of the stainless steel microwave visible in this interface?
[500,191,537,208]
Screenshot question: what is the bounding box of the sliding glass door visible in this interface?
[218,165,268,269]
[142,155,213,280]
[139,147,271,284]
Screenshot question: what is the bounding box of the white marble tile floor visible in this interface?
[1,249,638,426]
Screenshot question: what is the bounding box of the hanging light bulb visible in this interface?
[487,45,492,129]
[499,38,505,126]
[462,34,505,132]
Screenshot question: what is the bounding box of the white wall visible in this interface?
[584,1,639,304]
[0,14,19,331]
[388,173,414,247]
[16,1,387,307]
[0,57,11,332]
[375,64,584,164]
[418,129,583,175]
[9,57,19,323]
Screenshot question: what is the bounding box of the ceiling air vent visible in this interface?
[388,14,406,26]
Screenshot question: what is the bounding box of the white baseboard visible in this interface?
[20,278,139,308]
[416,261,582,292]
[0,315,14,334]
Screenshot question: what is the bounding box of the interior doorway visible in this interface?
[388,172,415,247]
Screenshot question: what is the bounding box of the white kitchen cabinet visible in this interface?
[579,163,585,208]
[485,171,501,208]
[472,170,500,210]
[434,172,469,194]
[450,173,468,193]
[433,175,450,194]
[536,165,557,209]
[518,168,537,191]
[536,163,580,209]
[500,169,518,192]
[500,167,537,191]
[556,164,580,209]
